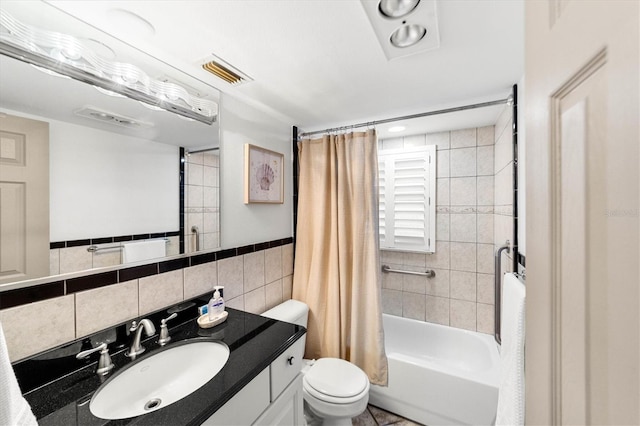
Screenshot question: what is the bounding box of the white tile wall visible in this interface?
[437,150,450,178]
[450,147,477,177]
[450,299,476,331]
[450,214,476,242]
[426,131,450,150]
[425,295,449,325]
[450,128,477,149]
[451,242,477,272]
[185,151,220,253]
[450,177,477,205]
[378,122,511,335]
[477,126,495,147]
[450,271,477,302]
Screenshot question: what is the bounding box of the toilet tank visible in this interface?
[261,299,309,327]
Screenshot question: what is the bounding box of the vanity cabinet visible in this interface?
[202,337,305,425]
[255,374,303,425]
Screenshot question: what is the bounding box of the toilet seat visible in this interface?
[303,358,369,404]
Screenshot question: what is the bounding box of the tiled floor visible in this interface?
[352,404,424,426]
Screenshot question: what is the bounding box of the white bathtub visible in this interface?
[369,314,500,425]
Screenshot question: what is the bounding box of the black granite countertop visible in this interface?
[12,299,305,426]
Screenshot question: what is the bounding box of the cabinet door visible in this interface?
[254,374,303,426]
[201,368,270,425]
[270,337,304,401]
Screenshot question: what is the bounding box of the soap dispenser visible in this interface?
[208,286,225,320]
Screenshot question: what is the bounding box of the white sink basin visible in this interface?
[90,340,229,419]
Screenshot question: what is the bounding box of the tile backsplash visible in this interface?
[379,116,512,335]
[0,240,294,362]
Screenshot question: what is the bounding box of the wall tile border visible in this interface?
[50,230,181,249]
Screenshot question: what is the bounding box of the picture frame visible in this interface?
[244,144,284,204]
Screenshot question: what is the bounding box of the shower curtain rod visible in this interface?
[185,147,219,155]
[298,98,510,138]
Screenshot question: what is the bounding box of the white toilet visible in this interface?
[262,299,370,426]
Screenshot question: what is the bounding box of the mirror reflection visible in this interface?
[0,2,221,286]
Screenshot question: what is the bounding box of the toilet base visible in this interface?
[303,401,357,426]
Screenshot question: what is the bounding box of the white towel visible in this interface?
[0,320,38,426]
[496,272,526,426]
[122,239,166,263]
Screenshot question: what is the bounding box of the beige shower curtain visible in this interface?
[292,129,388,386]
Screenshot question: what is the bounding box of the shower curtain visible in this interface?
[292,129,388,386]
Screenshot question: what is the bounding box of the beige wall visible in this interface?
[1,244,293,362]
[380,115,512,334]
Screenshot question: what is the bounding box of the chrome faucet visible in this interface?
[76,342,114,376]
[126,319,156,359]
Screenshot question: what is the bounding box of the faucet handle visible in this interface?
[159,313,178,346]
[76,343,114,376]
[161,312,178,326]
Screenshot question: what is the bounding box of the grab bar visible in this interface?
[191,225,200,252]
[381,265,435,278]
[87,239,169,252]
[494,240,510,345]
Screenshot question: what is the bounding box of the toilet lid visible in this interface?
[304,358,369,398]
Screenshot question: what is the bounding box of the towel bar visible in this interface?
[87,238,169,252]
[494,240,511,345]
[381,264,435,278]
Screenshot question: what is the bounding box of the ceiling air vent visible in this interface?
[200,54,252,86]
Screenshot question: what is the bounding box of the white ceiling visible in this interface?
[46,0,524,136]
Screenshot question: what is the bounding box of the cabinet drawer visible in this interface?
[270,337,304,401]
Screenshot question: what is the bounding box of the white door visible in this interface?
[525,1,639,424]
[0,113,50,284]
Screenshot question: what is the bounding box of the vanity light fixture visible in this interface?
[0,9,218,124]
[360,0,440,60]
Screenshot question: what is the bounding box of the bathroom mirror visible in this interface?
[0,1,221,288]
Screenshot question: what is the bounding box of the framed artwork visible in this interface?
[244,144,284,204]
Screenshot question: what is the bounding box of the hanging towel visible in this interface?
[496,272,526,426]
[0,320,38,426]
[122,239,166,263]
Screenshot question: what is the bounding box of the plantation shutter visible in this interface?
[378,145,436,252]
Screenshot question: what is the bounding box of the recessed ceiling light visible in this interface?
[388,126,406,132]
[359,0,440,60]
[75,106,153,129]
[390,24,427,48]
[379,0,420,19]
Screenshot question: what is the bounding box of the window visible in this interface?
[378,145,436,252]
